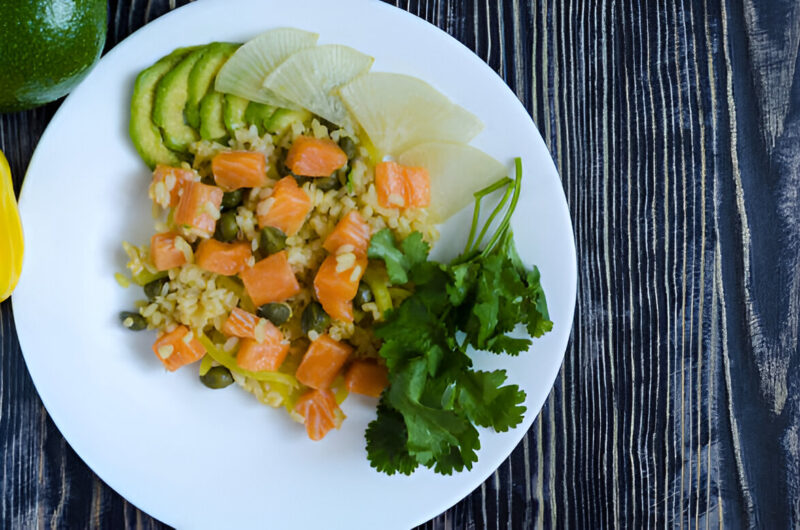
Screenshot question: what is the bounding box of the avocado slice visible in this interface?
[153,46,207,152]
[186,42,240,129]
[129,47,198,169]
[266,108,312,136]
[199,91,228,142]
[244,102,277,134]
[224,94,250,136]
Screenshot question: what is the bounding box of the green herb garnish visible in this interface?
[364,157,553,475]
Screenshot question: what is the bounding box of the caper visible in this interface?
[214,211,239,242]
[301,301,331,335]
[200,366,234,389]
[119,311,147,331]
[257,302,292,326]
[355,282,374,306]
[335,164,350,188]
[143,277,169,300]
[259,226,287,255]
[221,189,244,210]
[313,175,340,191]
[290,172,312,186]
[339,136,357,159]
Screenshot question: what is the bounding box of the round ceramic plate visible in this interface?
[13,0,576,527]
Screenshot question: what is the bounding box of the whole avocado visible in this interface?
[0,0,107,112]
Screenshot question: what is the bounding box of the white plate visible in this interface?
[13,0,576,527]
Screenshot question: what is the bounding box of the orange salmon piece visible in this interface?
[195,239,252,276]
[293,388,345,441]
[285,135,347,177]
[174,181,224,237]
[240,250,300,306]
[152,325,206,371]
[295,333,353,390]
[150,232,188,271]
[212,151,267,190]
[257,176,312,236]
[344,361,389,398]
[322,210,371,256]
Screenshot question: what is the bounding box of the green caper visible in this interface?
[301,301,330,335]
[119,311,147,331]
[313,175,340,191]
[257,302,292,326]
[214,211,239,242]
[339,136,357,159]
[259,226,287,255]
[290,172,312,186]
[355,282,374,306]
[221,189,244,210]
[200,366,234,389]
[143,277,169,300]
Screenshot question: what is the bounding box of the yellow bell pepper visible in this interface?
[0,149,24,301]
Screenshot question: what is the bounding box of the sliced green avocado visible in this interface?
[224,94,250,136]
[266,108,312,136]
[199,91,228,142]
[244,102,277,134]
[129,46,198,169]
[186,42,240,129]
[153,46,207,152]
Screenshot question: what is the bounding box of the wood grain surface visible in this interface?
[1,0,799,528]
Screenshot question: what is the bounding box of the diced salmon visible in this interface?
[293,388,345,441]
[150,232,188,271]
[257,176,312,236]
[285,135,347,177]
[240,250,301,306]
[402,165,431,207]
[375,161,431,209]
[222,307,260,338]
[212,151,267,190]
[236,337,290,372]
[194,239,252,276]
[375,161,407,208]
[150,165,198,207]
[152,325,206,371]
[313,253,367,322]
[295,334,353,390]
[344,361,389,398]
[174,181,224,237]
[322,211,371,256]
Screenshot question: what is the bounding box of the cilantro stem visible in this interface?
[470,181,513,253]
[464,176,512,255]
[480,157,523,258]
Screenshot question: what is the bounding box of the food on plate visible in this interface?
[118,28,552,476]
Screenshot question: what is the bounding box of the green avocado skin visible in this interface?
[0,0,107,112]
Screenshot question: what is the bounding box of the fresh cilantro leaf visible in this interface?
[400,231,430,270]
[387,359,476,466]
[367,229,431,285]
[368,229,409,284]
[457,370,527,432]
[366,402,419,475]
[485,334,531,355]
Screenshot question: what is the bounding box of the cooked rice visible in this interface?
[128,118,438,411]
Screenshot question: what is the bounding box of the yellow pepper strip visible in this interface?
[0,150,23,302]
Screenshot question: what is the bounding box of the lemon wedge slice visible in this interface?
[0,149,23,301]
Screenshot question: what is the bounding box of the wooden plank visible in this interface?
[1,0,798,527]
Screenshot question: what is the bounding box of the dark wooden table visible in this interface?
[2,0,799,528]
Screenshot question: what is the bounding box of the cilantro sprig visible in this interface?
[365,157,553,475]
